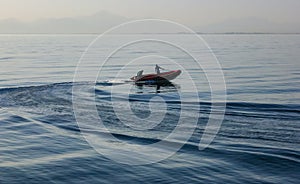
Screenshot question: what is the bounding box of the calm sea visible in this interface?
[0,34,299,183]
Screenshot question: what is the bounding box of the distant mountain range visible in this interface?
[0,11,299,34]
[0,11,128,34]
[198,17,300,34]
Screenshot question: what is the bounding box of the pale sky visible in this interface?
[0,0,299,33]
[1,0,299,24]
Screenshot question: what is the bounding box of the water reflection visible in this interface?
[134,80,180,94]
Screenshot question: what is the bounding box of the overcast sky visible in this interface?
[1,0,300,23]
[0,0,299,33]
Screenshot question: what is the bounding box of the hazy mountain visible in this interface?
[0,11,129,34]
[0,12,299,34]
[197,17,300,33]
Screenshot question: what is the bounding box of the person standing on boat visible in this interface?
[155,64,165,74]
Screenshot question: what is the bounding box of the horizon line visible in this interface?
[0,32,300,35]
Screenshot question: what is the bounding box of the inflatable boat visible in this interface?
[131,70,181,83]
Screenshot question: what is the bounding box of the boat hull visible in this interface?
[131,70,181,83]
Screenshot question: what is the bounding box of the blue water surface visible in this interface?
[0,34,299,183]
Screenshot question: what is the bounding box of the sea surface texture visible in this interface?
[0,34,299,183]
